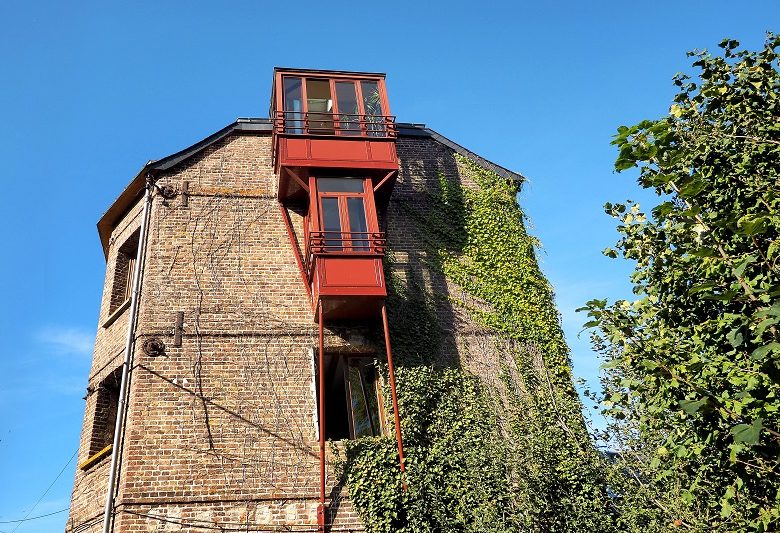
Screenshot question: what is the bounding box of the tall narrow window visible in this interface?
[347,198,369,250]
[316,354,383,440]
[321,197,342,251]
[109,231,139,315]
[283,77,303,134]
[335,81,360,135]
[306,79,334,134]
[81,367,122,470]
[361,81,385,136]
[346,359,381,437]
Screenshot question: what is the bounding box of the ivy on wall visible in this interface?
[335,155,612,532]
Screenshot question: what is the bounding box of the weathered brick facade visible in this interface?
[67,123,521,532]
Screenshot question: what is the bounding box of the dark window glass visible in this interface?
[335,81,360,135]
[283,77,303,134]
[307,79,334,134]
[347,198,369,250]
[346,359,381,437]
[317,355,382,440]
[321,197,342,251]
[348,363,374,437]
[361,81,385,136]
[317,178,364,193]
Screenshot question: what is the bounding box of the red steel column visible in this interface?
[318,301,327,531]
[278,203,313,305]
[381,304,407,484]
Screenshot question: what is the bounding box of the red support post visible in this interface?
[381,304,407,488]
[279,203,313,307]
[318,301,327,531]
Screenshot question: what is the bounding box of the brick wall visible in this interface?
[67,131,512,532]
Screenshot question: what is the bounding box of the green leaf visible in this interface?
[680,398,708,415]
[737,215,769,236]
[726,327,744,348]
[751,342,780,360]
[689,281,717,295]
[731,418,764,444]
[679,178,706,197]
[733,254,758,278]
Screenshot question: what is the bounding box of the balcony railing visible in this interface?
[306,231,386,278]
[275,111,397,138]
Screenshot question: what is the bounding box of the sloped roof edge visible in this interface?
[396,123,525,183]
[97,118,524,258]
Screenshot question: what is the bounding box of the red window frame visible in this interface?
[309,177,379,252]
[281,75,387,136]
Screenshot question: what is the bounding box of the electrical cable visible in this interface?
[0,508,68,524]
[123,509,359,532]
[8,449,77,532]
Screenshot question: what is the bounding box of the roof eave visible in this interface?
[96,119,274,258]
[96,118,523,260]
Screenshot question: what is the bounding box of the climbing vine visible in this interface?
[335,154,612,531]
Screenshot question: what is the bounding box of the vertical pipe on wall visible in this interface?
[381,304,407,484]
[318,301,327,531]
[101,176,154,533]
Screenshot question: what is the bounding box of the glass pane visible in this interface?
[320,197,342,251]
[335,82,360,136]
[317,177,364,193]
[361,81,385,136]
[348,363,374,437]
[307,79,334,134]
[283,77,303,134]
[360,363,381,434]
[347,198,369,251]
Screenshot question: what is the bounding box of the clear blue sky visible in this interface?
[0,1,774,530]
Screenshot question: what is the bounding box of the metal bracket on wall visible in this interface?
[173,311,184,347]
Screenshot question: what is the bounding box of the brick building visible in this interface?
[66,69,529,532]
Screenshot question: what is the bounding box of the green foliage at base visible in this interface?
[334,155,613,531]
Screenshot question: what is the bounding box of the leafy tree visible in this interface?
[583,34,780,532]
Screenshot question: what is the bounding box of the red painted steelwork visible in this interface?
[271,68,400,202]
[382,304,407,488]
[318,302,326,531]
[275,137,398,191]
[306,176,388,321]
[279,204,313,307]
[307,231,387,322]
[274,111,397,138]
[373,170,396,193]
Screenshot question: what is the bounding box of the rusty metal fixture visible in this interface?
[142,338,166,357]
[156,185,177,199]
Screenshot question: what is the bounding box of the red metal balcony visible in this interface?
[306,231,387,322]
[274,111,397,138]
[271,69,399,203]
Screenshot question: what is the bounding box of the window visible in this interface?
[81,368,122,469]
[281,75,386,136]
[316,354,383,440]
[315,177,372,251]
[109,231,139,315]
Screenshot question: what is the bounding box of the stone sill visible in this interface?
[103,299,131,329]
[79,444,112,471]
